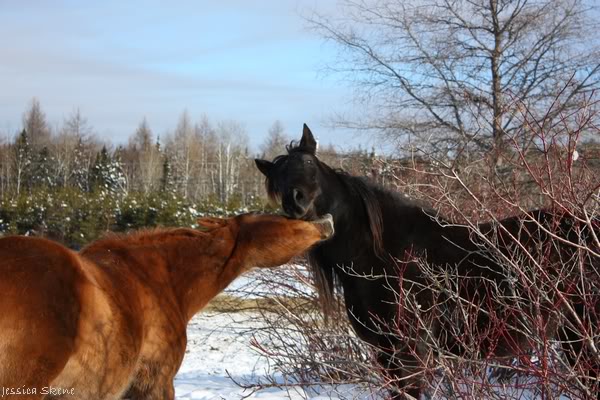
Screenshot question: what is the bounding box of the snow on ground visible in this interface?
[174,311,278,400]
[175,311,367,400]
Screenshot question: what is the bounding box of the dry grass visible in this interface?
[203,293,318,314]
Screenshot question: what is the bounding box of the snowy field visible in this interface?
[174,311,368,400]
[174,312,260,400]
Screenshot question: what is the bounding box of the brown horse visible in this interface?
[0,212,333,400]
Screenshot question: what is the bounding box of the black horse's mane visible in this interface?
[309,170,392,310]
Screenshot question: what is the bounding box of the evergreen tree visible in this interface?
[160,155,175,194]
[91,146,127,195]
[71,137,91,191]
[31,146,56,188]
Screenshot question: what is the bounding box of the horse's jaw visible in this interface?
[298,208,319,221]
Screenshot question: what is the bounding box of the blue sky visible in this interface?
[0,1,367,151]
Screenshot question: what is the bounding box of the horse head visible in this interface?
[255,124,334,221]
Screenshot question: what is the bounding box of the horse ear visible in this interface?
[197,217,228,231]
[300,124,317,155]
[255,159,273,176]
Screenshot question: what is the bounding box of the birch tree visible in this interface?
[212,120,248,205]
[168,110,203,199]
[260,120,290,160]
[12,130,32,196]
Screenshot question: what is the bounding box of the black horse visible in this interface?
[255,124,600,399]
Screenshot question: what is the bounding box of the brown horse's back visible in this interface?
[0,236,143,399]
[0,236,81,397]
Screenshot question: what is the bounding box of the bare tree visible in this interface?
[55,108,93,188]
[192,115,217,199]
[0,135,12,197]
[22,98,51,149]
[212,120,249,205]
[129,118,162,194]
[308,0,600,162]
[0,150,11,196]
[167,110,203,199]
[260,120,290,160]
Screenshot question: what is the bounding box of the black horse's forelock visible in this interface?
[285,139,309,154]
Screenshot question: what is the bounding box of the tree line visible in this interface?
[3,99,269,202]
[0,99,380,248]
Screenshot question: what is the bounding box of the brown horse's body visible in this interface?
[0,213,333,400]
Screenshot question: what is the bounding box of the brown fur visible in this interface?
[0,213,333,400]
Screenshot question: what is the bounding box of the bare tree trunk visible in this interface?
[490,0,504,166]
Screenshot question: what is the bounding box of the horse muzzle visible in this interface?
[311,214,334,240]
[283,188,310,219]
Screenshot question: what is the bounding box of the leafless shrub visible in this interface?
[222,265,383,399]
[374,90,600,398]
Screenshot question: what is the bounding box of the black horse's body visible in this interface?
[255,125,599,399]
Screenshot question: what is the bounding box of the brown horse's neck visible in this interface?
[165,230,245,321]
[81,227,243,322]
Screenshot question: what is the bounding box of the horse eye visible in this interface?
[305,160,313,165]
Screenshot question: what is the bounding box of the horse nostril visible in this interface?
[293,189,304,203]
